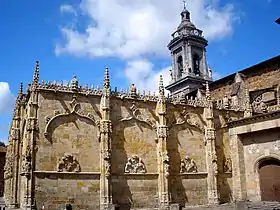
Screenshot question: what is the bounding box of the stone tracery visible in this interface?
[44,97,96,139]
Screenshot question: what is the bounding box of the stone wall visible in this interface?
[4,82,236,209]
[241,128,280,202]
[210,64,280,100]
[0,146,6,197]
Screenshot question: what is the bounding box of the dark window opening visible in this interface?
[193,54,200,76]
[66,204,72,210]
[177,55,183,76]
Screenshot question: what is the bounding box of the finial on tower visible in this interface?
[103,66,110,89]
[32,61,40,85]
[183,0,187,10]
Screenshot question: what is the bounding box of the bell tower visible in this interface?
[166,1,212,96]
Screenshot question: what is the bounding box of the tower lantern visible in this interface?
[166,1,212,96]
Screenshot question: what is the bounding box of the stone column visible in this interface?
[20,62,40,210]
[156,76,170,210]
[9,113,20,209]
[182,44,186,75]
[204,83,219,205]
[229,133,247,201]
[8,83,24,209]
[187,43,193,74]
[171,53,177,81]
[202,49,207,79]
[99,67,114,210]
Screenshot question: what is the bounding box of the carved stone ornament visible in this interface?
[26,118,39,132]
[118,103,157,130]
[21,145,32,177]
[223,157,232,173]
[252,94,268,113]
[103,150,111,176]
[44,97,96,139]
[4,152,14,180]
[125,155,146,174]
[273,140,280,151]
[170,109,205,133]
[98,121,112,134]
[57,153,81,172]
[248,143,260,154]
[157,126,168,138]
[211,152,218,175]
[180,156,198,173]
[45,116,51,124]
[10,128,19,141]
[130,84,137,98]
[162,152,170,177]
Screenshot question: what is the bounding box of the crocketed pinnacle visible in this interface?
[71,74,78,90]
[205,81,210,99]
[103,66,110,89]
[159,75,165,96]
[19,82,23,95]
[32,61,40,85]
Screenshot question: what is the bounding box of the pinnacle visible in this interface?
[32,60,40,85]
[103,66,110,88]
[159,75,165,96]
[19,82,23,95]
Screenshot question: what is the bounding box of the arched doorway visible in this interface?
[259,158,280,202]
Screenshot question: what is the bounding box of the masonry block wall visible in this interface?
[4,84,238,209]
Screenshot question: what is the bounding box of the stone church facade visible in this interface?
[3,5,280,210]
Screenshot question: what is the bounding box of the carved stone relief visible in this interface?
[21,145,32,177]
[252,94,268,113]
[223,157,232,173]
[180,156,198,173]
[248,144,260,154]
[124,155,146,174]
[57,153,81,172]
[273,140,280,151]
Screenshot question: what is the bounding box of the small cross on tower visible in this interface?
[182,0,187,10]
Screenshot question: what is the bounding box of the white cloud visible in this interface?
[0,82,15,115]
[124,59,171,94]
[56,0,239,59]
[60,4,77,16]
[56,0,239,93]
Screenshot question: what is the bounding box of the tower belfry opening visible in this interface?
[166,2,212,96]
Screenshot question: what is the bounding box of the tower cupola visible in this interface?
[165,1,212,96]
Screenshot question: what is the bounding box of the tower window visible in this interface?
[193,54,200,76]
[177,55,184,75]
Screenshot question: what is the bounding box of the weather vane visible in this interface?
[182,0,187,10]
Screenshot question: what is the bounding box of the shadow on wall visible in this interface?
[216,128,232,204]
[111,106,133,210]
[168,124,188,207]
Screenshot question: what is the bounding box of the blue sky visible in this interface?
[0,0,279,143]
